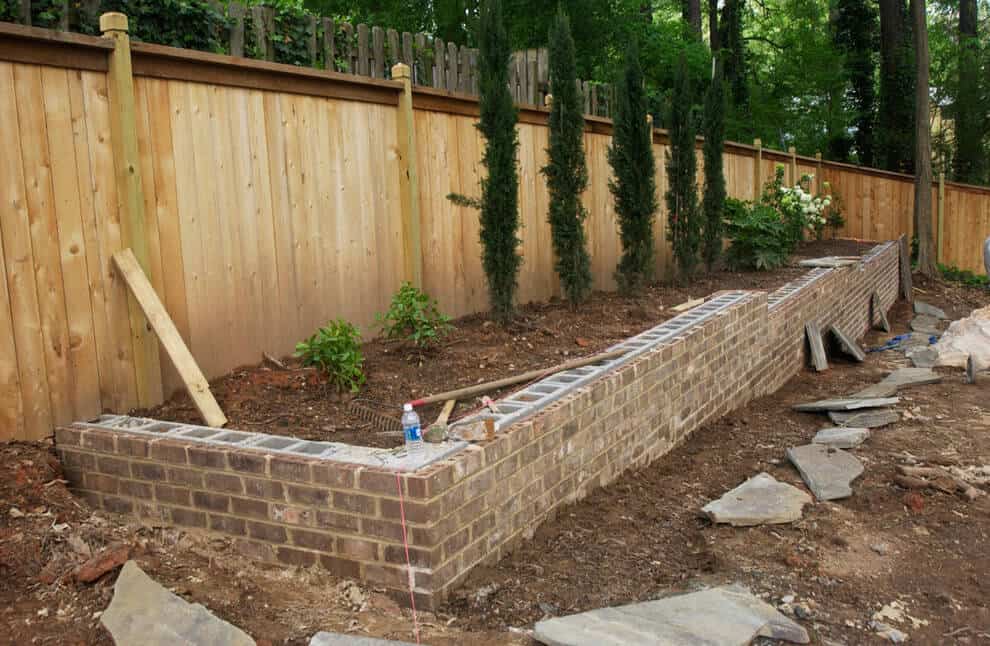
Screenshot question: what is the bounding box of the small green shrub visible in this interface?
[376,283,453,347]
[939,263,989,287]
[724,198,791,271]
[294,320,365,392]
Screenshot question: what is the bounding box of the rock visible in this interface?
[934,305,990,370]
[74,543,130,583]
[309,634,417,646]
[701,473,812,526]
[101,561,255,646]
[786,444,864,501]
[914,301,947,320]
[533,584,809,646]
[812,427,870,449]
[910,315,942,336]
[871,621,908,643]
[793,397,898,413]
[854,368,942,398]
[907,346,938,368]
[828,409,899,428]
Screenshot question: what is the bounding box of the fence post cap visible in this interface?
[753,138,762,147]
[815,151,822,160]
[788,145,796,154]
[544,94,552,107]
[100,12,129,34]
[391,62,411,80]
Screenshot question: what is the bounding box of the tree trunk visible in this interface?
[954,0,981,182]
[911,0,935,276]
[683,0,702,38]
[709,0,719,51]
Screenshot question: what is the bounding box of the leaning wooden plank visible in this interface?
[112,249,227,428]
[805,322,829,372]
[871,291,890,332]
[828,324,866,362]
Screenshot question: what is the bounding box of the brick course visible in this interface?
[55,242,900,610]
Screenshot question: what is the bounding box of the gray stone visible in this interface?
[309,633,418,646]
[907,346,938,368]
[533,585,809,646]
[702,473,812,526]
[914,301,947,320]
[793,397,899,413]
[787,444,864,501]
[799,257,859,268]
[910,315,942,335]
[812,427,870,449]
[828,409,899,428]
[852,368,941,398]
[101,561,255,646]
[829,325,866,362]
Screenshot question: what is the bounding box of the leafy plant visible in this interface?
[724,198,791,271]
[376,283,453,347]
[294,320,366,392]
[938,264,989,287]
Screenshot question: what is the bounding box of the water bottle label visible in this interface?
[405,424,421,442]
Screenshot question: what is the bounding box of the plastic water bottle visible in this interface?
[402,403,424,457]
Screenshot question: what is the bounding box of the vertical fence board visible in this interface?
[356,24,370,76]
[229,2,245,57]
[339,22,354,73]
[371,26,384,78]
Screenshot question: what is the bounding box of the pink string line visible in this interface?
[396,472,421,644]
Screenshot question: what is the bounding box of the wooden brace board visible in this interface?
[112,249,227,427]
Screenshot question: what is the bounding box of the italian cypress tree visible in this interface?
[701,62,726,272]
[666,53,701,283]
[608,40,658,293]
[542,8,592,305]
[477,0,521,321]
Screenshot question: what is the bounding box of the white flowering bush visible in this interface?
[779,174,832,240]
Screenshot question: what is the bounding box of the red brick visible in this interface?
[363,564,407,588]
[84,472,118,494]
[60,450,95,471]
[312,463,356,489]
[149,440,188,465]
[115,436,149,458]
[380,498,436,525]
[358,469,401,495]
[243,477,284,500]
[314,510,360,532]
[209,514,246,536]
[170,507,207,528]
[231,496,269,519]
[102,496,134,514]
[193,491,230,512]
[290,528,334,552]
[168,467,204,488]
[205,472,244,494]
[442,527,470,557]
[119,479,153,499]
[319,555,361,579]
[131,461,166,481]
[247,521,287,543]
[270,504,311,525]
[81,429,115,453]
[269,456,311,482]
[286,484,330,507]
[277,547,317,567]
[228,451,268,475]
[337,537,379,561]
[332,491,377,515]
[155,484,191,506]
[187,446,227,469]
[233,538,275,563]
[384,544,437,568]
[361,518,405,542]
[54,427,81,447]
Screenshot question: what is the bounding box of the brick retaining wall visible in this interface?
[55,241,900,609]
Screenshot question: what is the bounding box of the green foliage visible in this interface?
[938,263,989,287]
[719,0,749,140]
[76,0,230,52]
[723,198,791,270]
[832,0,878,166]
[608,40,658,294]
[665,53,702,283]
[541,8,592,305]
[953,0,985,183]
[701,64,727,272]
[877,0,915,174]
[376,282,453,347]
[476,0,521,322]
[294,320,366,392]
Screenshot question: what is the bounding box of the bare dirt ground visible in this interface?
[141,239,873,449]
[3,254,987,645]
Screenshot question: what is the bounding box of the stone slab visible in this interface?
[793,397,899,413]
[805,322,828,372]
[813,427,870,449]
[872,292,891,332]
[702,473,812,526]
[910,315,942,336]
[533,585,810,646]
[852,368,941,399]
[907,346,938,368]
[787,444,864,501]
[828,409,899,428]
[829,325,866,362]
[309,633,418,646]
[101,561,255,646]
[798,257,859,268]
[914,301,947,320]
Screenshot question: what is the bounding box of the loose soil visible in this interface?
[141,239,876,449]
[5,245,987,645]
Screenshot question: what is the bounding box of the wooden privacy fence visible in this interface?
[1,19,989,442]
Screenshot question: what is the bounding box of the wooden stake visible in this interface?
[112,249,227,428]
[101,12,163,408]
[392,62,423,288]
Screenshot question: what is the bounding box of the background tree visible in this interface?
[477,0,521,320]
[542,8,593,305]
[878,0,916,173]
[666,53,702,282]
[682,0,702,38]
[832,0,879,166]
[954,0,983,183]
[609,40,658,293]
[912,0,936,276]
[702,62,727,272]
[719,0,750,140]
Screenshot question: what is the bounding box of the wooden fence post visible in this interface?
[392,63,423,288]
[937,170,945,264]
[753,138,763,199]
[788,145,797,185]
[101,12,163,408]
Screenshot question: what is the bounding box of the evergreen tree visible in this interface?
[719,0,750,140]
[477,0,521,321]
[666,53,702,283]
[608,40,658,293]
[833,0,879,167]
[701,63,726,272]
[542,8,592,305]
